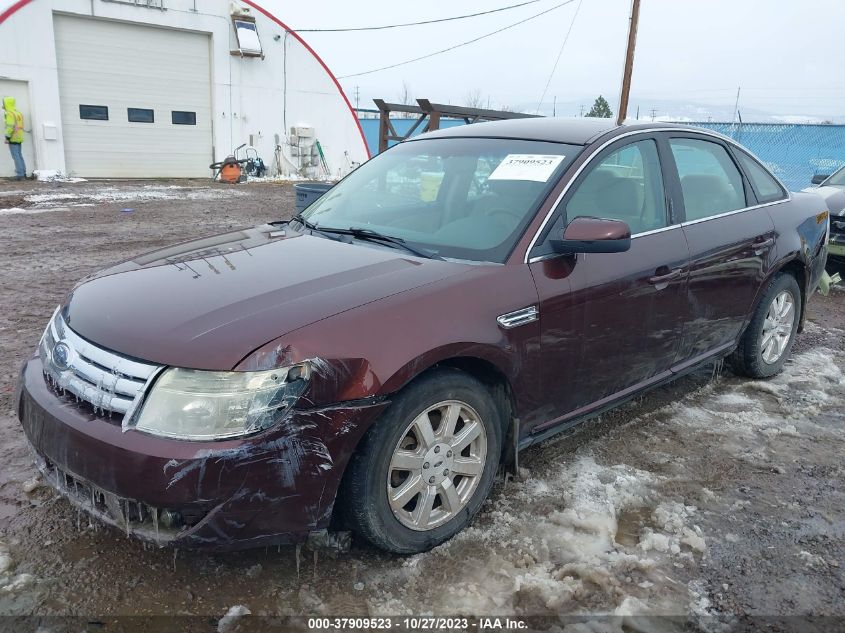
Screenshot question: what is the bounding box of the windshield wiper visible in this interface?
[289,214,346,242]
[319,226,444,260]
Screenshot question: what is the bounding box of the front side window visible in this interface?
[734,150,786,203]
[565,139,667,235]
[670,138,747,221]
[301,137,580,263]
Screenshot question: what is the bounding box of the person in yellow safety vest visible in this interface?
[3,96,26,180]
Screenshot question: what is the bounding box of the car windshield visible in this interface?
[300,137,580,263]
[826,166,845,187]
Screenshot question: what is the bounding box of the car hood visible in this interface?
[65,225,468,370]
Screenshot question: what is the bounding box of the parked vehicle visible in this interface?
[808,164,845,262]
[17,119,829,553]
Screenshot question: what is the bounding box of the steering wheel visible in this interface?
[485,206,523,224]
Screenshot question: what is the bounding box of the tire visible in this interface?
[731,272,801,378]
[341,368,503,554]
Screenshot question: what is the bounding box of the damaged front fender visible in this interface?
[19,357,389,549]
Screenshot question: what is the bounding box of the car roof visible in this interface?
[417,117,696,146]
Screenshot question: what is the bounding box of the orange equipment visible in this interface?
[209,155,248,184]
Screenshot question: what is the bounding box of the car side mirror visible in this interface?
[550,216,632,254]
[811,174,829,185]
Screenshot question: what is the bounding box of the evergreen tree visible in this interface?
[585,96,613,118]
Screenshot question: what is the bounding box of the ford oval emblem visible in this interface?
[52,341,72,371]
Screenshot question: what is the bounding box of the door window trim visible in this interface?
[661,131,756,220]
[523,127,791,263]
[526,132,675,262]
[728,146,788,204]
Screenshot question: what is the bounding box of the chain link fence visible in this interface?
[358,114,845,193]
[680,122,845,192]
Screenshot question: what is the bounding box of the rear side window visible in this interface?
[669,138,746,222]
[734,150,786,203]
[565,139,667,235]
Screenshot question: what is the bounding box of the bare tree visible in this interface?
[397,81,414,117]
[464,89,484,109]
[395,82,414,118]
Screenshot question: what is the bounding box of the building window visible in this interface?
[233,18,263,56]
[79,105,109,121]
[128,108,154,123]
[172,111,197,125]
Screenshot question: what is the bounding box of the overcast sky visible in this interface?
[3,0,840,121]
[263,0,845,121]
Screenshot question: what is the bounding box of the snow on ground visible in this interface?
[0,539,37,610]
[337,346,845,628]
[22,184,249,207]
[363,456,701,619]
[0,183,250,213]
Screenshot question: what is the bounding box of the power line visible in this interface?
[338,0,577,79]
[535,0,583,114]
[295,0,544,32]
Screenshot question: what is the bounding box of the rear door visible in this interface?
[662,133,778,369]
[527,134,690,433]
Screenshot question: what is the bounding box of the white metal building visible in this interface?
[0,0,369,178]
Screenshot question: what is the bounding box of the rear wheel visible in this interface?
[732,273,801,378]
[341,369,502,553]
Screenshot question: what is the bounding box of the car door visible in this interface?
[526,134,691,435]
[661,133,778,369]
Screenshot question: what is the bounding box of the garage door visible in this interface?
[0,79,34,178]
[54,14,212,178]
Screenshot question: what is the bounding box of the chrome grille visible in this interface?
[39,307,163,423]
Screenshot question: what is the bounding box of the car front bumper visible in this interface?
[16,356,387,550]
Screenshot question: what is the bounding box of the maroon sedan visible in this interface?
[17,119,829,553]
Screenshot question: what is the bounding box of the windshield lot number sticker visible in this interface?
[489,154,566,182]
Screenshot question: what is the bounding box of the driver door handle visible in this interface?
[648,267,683,285]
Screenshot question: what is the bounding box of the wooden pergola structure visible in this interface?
[373,98,540,153]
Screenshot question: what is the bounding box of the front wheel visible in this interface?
[341,369,503,554]
[732,273,801,378]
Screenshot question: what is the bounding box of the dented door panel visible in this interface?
[528,227,690,434]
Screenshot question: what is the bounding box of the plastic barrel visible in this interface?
[294,182,334,212]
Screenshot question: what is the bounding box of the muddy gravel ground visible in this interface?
[0,179,844,632]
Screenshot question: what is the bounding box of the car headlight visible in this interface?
[132,363,311,440]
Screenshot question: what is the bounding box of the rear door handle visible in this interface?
[648,267,683,285]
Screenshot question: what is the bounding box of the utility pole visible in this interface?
[579,104,585,117]
[616,0,641,125]
[731,86,741,124]
[650,108,657,121]
[552,95,557,117]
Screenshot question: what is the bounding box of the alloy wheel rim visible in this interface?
[387,400,487,531]
[760,290,795,364]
